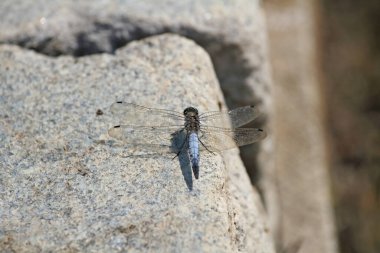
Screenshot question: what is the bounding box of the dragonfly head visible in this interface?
[183,107,198,116]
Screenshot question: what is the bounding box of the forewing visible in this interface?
[199,105,260,128]
[110,102,184,126]
[108,125,185,154]
[199,126,267,152]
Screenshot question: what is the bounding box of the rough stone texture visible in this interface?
[0,0,340,252]
[264,1,338,253]
[0,0,272,120]
[0,34,274,252]
[0,0,277,252]
[0,0,274,186]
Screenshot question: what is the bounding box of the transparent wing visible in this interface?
[198,126,267,152]
[109,102,185,126]
[199,105,260,128]
[108,125,186,154]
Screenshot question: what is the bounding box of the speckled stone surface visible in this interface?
[0,34,274,252]
[0,1,274,225]
[0,0,271,109]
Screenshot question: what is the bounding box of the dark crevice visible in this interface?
[73,19,170,56]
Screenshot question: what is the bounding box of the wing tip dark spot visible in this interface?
[96,109,104,116]
[114,125,121,128]
[258,128,263,132]
[116,101,123,104]
[250,105,255,108]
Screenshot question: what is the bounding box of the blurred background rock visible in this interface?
[264,0,380,253]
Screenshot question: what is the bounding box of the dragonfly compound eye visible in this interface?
[183,107,198,115]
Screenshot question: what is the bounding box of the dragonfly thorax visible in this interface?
[184,107,200,132]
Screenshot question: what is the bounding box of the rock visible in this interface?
[0,0,270,104]
[0,0,273,214]
[0,34,274,252]
[264,1,338,253]
[0,1,340,252]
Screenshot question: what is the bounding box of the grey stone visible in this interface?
[0,0,271,110]
[0,34,274,252]
[0,1,340,252]
[0,0,274,211]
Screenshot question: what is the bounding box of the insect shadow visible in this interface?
[170,129,193,191]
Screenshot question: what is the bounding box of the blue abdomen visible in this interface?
[188,132,199,179]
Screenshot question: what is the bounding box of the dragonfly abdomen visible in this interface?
[188,132,200,179]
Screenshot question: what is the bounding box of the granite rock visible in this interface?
[0,0,271,115]
[0,0,274,218]
[0,34,274,252]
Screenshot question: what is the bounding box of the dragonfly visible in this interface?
[108,102,266,179]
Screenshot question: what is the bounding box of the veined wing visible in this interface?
[110,102,184,126]
[108,125,185,153]
[198,126,267,152]
[199,105,260,128]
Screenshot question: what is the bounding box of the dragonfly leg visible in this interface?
[198,136,216,155]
